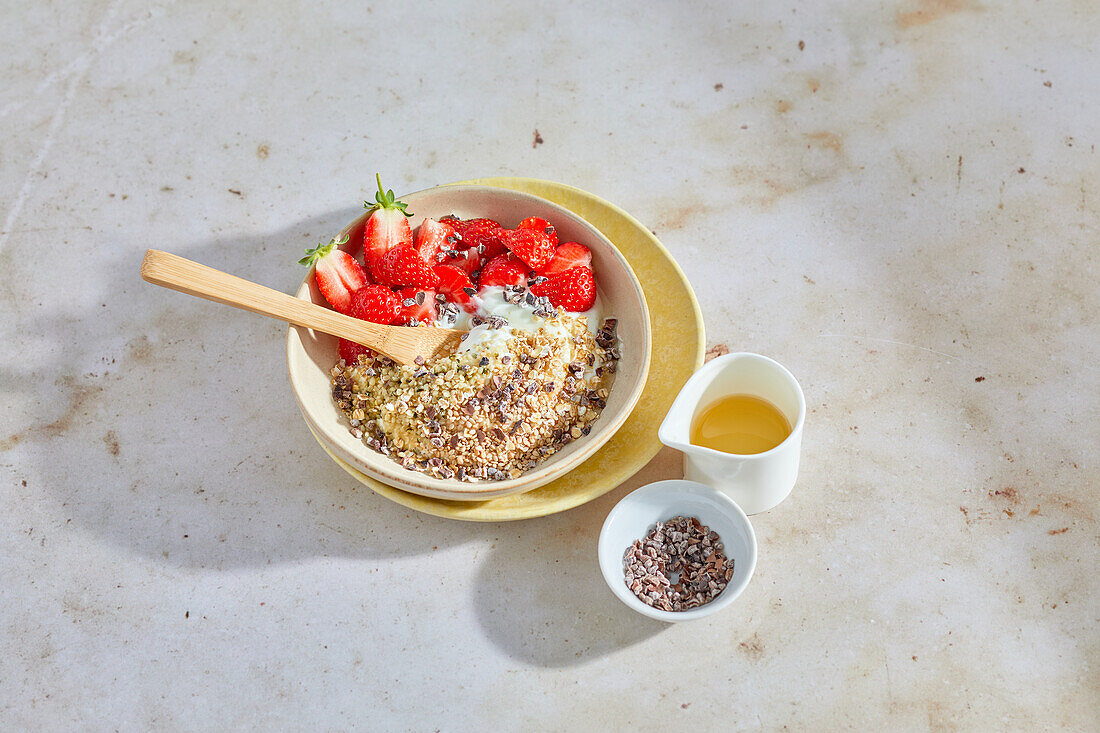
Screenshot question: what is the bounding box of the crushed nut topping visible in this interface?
[329,313,622,482]
[623,516,733,612]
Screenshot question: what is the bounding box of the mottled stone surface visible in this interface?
[2,1,1097,729]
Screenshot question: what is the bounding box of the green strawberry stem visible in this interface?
[365,173,412,216]
[299,233,349,266]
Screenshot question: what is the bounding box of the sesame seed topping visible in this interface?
[328,305,617,482]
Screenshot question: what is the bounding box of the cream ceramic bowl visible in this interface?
[286,185,651,500]
[598,480,758,622]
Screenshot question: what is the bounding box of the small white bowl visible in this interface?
[598,480,757,621]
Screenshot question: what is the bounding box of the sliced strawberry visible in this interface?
[433,264,478,313]
[538,241,592,277]
[498,228,555,270]
[517,216,559,247]
[450,217,507,259]
[338,284,402,362]
[299,234,370,313]
[394,286,437,325]
[478,255,529,289]
[529,266,597,312]
[477,230,508,261]
[376,245,440,289]
[339,339,372,365]
[363,174,413,280]
[347,283,402,323]
[441,248,481,281]
[446,217,497,245]
[414,218,457,266]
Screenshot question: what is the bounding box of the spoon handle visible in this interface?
[140,248,390,348]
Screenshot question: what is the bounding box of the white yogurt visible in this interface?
[439,286,604,360]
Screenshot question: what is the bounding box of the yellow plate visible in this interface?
[310,177,704,521]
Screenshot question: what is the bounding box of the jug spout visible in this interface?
[657,360,721,453]
[657,352,732,452]
[657,353,805,515]
[656,422,706,459]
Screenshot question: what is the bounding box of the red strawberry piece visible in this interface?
[451,217,507,259]
[394,286,437,325]
[529,266,597,312]
[339,338,372,365]
[338,283,402,362]
[414,218,458,266]
[433,264,478,312]
[299,233,369,313]
[517,216,559,247]
[538,241,592,277]
[363,174,413,280]
[446,217,497,244]
[376,245,440,289]
[347,283,402,323]
[477,233,508,261]
[478,255,529,289]
[442,248,481,281]
[499,227,555,270]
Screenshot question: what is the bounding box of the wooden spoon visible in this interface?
[140,249,464,365]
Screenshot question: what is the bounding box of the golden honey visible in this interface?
[689,394,791,455]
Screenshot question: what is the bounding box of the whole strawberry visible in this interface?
[363,174,413,280]
[299,233,369,313]
[529,265,597,312]
[376,245,440,289]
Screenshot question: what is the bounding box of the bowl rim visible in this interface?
[597,479,758,621]
[286,184,652,499]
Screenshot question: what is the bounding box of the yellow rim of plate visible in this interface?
[310,177,704,521]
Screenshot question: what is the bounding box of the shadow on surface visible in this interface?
[471,447,683,667]
[8,203,687,583]
[8,208,494,569]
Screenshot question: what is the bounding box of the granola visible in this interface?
[330,286,620,481]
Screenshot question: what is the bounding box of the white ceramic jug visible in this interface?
[658,353,805,514]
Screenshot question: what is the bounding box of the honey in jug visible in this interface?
[689,393,792,455]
